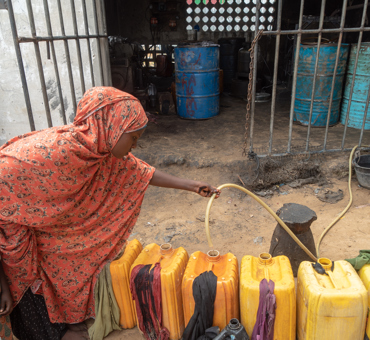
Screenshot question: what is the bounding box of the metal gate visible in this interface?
[248,0,370,157]
[1,0,369,156]
[1,0,111,132]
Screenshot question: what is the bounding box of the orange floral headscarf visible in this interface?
[72,86,148,154]
[0,87,155,323]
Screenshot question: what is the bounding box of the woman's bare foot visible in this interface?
[61,329,89,340]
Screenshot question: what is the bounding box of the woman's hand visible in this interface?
[149,170,220,198]
[193,182,221,198]
[0,263,13,316]
[0,287,13,316]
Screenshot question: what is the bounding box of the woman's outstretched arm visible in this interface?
[149,169,221,198]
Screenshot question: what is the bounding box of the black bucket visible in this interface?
[353,154,370,189]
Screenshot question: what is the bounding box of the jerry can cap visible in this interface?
[207,250,221,262]
[160,243,174,255]
[317,257,333,271]
[258,253,274,265]
[228,318,242,329]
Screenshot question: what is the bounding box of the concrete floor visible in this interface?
[135,89,370,169]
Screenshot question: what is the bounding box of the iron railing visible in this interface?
[3,0,110,131]
[251,0,370,157]
[1,0,369,156]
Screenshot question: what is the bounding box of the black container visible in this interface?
[218,38,245,91]
[214,318,249,340]
[238,42,252,78]
[353,155,370,189]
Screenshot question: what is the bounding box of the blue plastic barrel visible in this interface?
[294,43,349,127]
[341,43,370,130]
[175,44,219,119]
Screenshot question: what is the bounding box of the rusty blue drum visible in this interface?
[294,43,349,127]
[175,44,219,119]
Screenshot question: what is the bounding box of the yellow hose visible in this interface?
[205,145,365,262]
[315,145,359,257]
[205,183,318,262]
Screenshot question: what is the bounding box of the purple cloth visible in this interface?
[251,279,276,340]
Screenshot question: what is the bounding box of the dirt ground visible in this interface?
[103,91,370,339]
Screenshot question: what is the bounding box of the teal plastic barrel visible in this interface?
[294,43,349,127]
[341,43,370,130]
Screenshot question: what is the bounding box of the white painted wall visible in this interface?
[0,0,109,146]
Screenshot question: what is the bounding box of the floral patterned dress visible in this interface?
[0,87,154,325]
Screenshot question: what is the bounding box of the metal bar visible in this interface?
[6,0,35,131]
[331,3,369,17]
[43,0,66,125]
[249,0,261,152]
[25,0,53,128]
[305,0,326,153]
[99,0,112,86]
[287,0,305,153]
[358,85,370,147]
[81,0,95,87]
[268,0,282,155]
[0,0,8,10]
[70,0,85,94]
[262,27,370,35]
[341,0,369,149]
[323,0,348,150]
[258,147,370,158]
[92,0,104,85]
[17,28,370,40]
[18,34,107,43]
[56,0,77,113]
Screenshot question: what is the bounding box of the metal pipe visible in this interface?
[341,0,369,149]
[81,0,95,87]
[287,0,305,153]
[70,0,85,94]
[257,146,370,159]
[249,0,261,152]
[6,0,35,131]
[262,27,370,35]
[323,0,348,150]
[331,3,370,17]
[42,0,67,125]
[56,0,77,114]
[268,0,282,155]
[25,0,53,128]
[18,34,106,43]
[305,0,326,153]
[92,0,105,85]
[22,29,370,41]
[358,86,370,147]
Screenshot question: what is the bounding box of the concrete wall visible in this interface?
[0,0,108,146]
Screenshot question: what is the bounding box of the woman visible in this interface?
[0,87,220,340]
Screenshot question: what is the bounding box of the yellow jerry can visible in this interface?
[131,243,189,340]
[240,253,296,339]
[110,239,143,329]
[358,264,370,339]
[182,250,239,330]
[297,258,368,340]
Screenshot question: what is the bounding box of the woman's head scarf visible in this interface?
[72,86,148,154]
